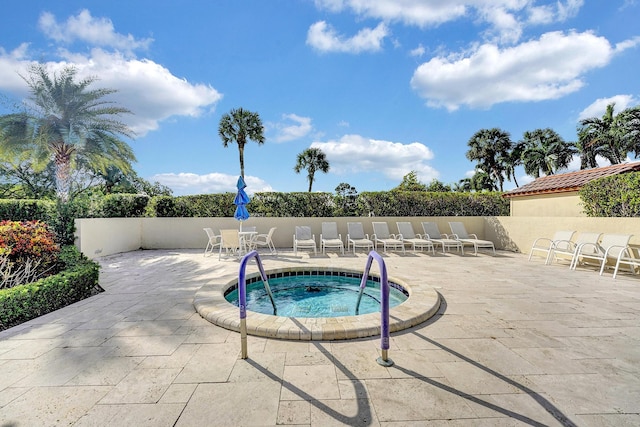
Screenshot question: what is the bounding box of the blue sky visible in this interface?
[1,1,639,195]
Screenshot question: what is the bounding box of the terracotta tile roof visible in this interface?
[504,162,640,198]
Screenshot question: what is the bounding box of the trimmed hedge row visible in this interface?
[0,247,101,330]
[580,172,640,217]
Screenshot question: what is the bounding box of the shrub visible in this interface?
[580,172,640,217]
[0,245,100,330]
[0,220,60,275]
[0,199,57,223]
[101,194,149,217]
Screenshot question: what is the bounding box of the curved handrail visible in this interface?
[355,250,394,366]
[238,250,276,359]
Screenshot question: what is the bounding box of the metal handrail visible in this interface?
[355,250,394,366]
[238,250,276,359]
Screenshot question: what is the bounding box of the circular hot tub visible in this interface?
[194,266,440,341]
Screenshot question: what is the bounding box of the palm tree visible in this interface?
[577,103,634,166]
[520,128,576,178]
[218,107,265,178]
[0,64,135,202]
[470,170,498,191]
[294,147,329,192]
[466,128,513,191]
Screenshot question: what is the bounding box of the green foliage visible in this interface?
[252,192,335,217]
[101,194,149,217]
[425,179,452,192]
[0,199,56,222]
[0,245,100,330]
[147,195,194,217]
[579,172,640,217]
[393,171,427,192]
[358,191,509,217]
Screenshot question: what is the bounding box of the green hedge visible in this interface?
[0,199,56,223]
[145,191,508,217]
[580,172,640,217]
[0,246,101,330]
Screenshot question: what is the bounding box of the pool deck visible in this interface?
[1,248,639,426]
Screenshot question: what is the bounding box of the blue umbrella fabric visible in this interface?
[234,175,250,226]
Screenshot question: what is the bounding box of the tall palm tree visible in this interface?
[466,128,513,191]
[0,64,135,202]
[520,128,576,178]
[577,103,631,166]
[218,108,265,178]
[294,147,329,192]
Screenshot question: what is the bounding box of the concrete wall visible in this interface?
[76,216,640,259]
[509,192,585,217]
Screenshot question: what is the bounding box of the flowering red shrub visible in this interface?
[0,220,60,274]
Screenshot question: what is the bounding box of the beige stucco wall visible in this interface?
[76,216,640,259]
[509,192,585,217]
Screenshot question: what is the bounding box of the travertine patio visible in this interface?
[0,248,638,426]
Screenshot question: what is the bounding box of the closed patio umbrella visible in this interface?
[234,175,250,231]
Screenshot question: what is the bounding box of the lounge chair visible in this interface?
[448,222,495,256]
[613,245,640,279]
[372,222,405,254]
[571,233,633,274]
[547,231,601,267]
[203,227,221,257]
[219,229,241,260]
[253,227,277,254]
[293,226,316,255]
[421,222,463,254]
[320,222,344,254]
[347,222,374,254]
[528,230,575,264]
[396,222,435,254]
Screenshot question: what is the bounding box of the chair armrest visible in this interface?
[469,233,478,239]
[531,237,553,248]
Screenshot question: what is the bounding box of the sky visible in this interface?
[1,1,639,195]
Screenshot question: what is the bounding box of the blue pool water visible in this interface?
[225,274,408,317]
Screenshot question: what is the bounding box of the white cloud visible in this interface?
[0,10,222,137]
[39,10,152,55]
[150,172,273,196]
[411,31,624,111]
[578,95,639,121]
[306,21,389,53]
[272,114,313,142]
[410,43,425,57]
[314,1,586,45]
[310,134,438,181]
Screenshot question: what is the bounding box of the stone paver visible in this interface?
[0,248,639,426]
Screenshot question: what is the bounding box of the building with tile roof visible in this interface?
[503,162,640,216]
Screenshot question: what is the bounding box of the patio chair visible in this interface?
[421,222,463,254]
[613,245,640,279]
[253,227,277,254]
[293,226,317,255]
[396,222,435,254]
[203,227,222,257]
[448,222,495,256]
[372,222,405,254]
[219,229,241,260]
[347,222,374,254]
[528,230,575,264]
[571,233,633,274]
[320,222,344,254]
[547,231,601,267]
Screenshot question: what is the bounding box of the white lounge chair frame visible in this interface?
[253,227,277,254]
[571,233,633,275]
[293,226,317,255]
[396,222,435,254]
[448,222,495,256]
[347,222,374,254]
[613,245,640,279]
[320,222,344,254]
[547,232,600,267]
[203,227,221,257]
[528,230,575,264]
[372,222,405,254]
[421,222,463,254]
